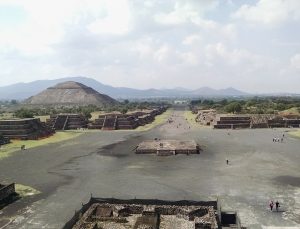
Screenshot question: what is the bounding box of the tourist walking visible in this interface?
[275,201,280,211]
[269,201,274,211]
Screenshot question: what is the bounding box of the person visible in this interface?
[269,201,274,211]
[275,201,280,211]
[283,134,285,138]
[226,159,229,165]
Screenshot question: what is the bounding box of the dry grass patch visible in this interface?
[0,131,82,160]
[0,113,14,120]
[183,110,198,127]
[289,130,300,138]
[15,184,41,197]
[135,109,172,131]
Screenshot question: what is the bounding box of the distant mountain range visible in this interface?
[0,76,250,100]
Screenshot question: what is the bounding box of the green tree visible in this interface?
[224,102,242,113]
[15,109,34,118]
[120,108,128,114]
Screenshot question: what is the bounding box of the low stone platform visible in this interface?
[65,198,221,229]
[136,140,200,156]
[65,198,244,229]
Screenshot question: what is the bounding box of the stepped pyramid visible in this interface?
[25,81,118,106]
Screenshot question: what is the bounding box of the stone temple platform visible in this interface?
[65,198,244,229]
[135,140,200,156]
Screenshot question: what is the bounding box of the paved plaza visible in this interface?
[0,107,300,228]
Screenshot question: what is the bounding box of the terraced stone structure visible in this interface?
[0,118,54,140]
[267,116,300,128]
[136,140,200,156]
[213,116,251,129]
[25,81,118,106]
[47,114,88,130]
[66,198,240,229]
[0,135,10,145]
[88,107,167,130]
[196,110,300,129]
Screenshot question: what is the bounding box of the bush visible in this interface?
[15,109,34,118]
[224,102,242,113]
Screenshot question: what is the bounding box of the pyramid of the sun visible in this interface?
[25,81,118,106]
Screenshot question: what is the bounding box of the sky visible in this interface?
[0,0,300,93]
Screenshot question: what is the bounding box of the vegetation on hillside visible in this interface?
[190,97,300,114]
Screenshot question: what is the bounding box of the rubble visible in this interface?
[68,199,223,229]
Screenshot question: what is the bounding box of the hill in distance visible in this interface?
[0,76,250,100]
[25,81,118,106]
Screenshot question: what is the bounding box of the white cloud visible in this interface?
[0,0,299,93]
[0,0,132,55]
[154,0,218,28]
[290,54,300,69]
[233,0,300,26]
[204,42,269,72]
[87,0,131,35]
[182,34,202,45]
[154,45,174,63]
[180,52,199,66]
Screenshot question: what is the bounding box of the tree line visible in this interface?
[190,97,300,114]
[12,101,169,119]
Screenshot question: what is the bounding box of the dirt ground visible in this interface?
[0,106,300,229]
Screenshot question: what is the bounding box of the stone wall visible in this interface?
[0,183,15,202]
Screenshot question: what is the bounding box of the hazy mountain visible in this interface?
[0,76,250,100]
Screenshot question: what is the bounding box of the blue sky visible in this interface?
[0,0,299,93]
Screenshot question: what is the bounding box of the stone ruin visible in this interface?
[88,107,167,130]
[0,183,16,205]
[65,198,245,229]
[46,114,88,130]
[0,134,10,146]
[0,118,54,140]
[196,110,217,126]
[195,110,300,129]
[213,115,251,129]
[135,140,200,156]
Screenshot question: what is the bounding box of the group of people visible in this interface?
[273,137,283,142]
[272,134,285,143]
[269,200,280,211]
